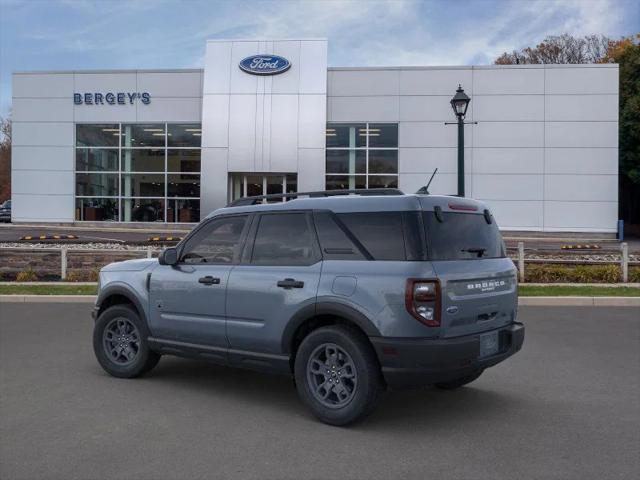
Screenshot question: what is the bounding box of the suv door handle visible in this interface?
[277,278,304,289]
[198,276,220,285]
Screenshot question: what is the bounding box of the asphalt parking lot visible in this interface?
[1,304,638,480]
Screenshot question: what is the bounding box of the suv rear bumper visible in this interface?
[370,323,524,389]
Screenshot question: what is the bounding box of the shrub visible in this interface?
[525,264,621,283]
[629,266,640,283]
[65,267,100,282]
[16,268,38,282]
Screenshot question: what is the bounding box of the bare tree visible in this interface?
[0,116,11,202]
[495,34,611,64]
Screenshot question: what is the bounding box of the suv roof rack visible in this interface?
[227,188,405,207]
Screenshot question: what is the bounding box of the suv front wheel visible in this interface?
[294,325,382,426]
[93,304,161,378]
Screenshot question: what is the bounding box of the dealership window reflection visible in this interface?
[75,123,201,222]
[325,123,398,190]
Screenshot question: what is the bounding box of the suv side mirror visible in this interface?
[159,247,178,266]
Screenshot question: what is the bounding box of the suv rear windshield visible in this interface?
[423,212,505,260]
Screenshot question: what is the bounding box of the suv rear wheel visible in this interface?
[93,304,160,378]
[294,325,382,426]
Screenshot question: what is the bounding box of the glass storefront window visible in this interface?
[167,149,200,172]
[121,198,165,222]
[75,198,118,221]
[368,150,398,174]
[368,176,398,188]
[326,175,366,190]
[76,173,119,197]
[167,174,200,198]
[325,123,366,148]
[76,124,120,147]
[121,174,165,197]
[168,124,202,147]
[167,199,200,223]
[368,123,398,148]
[75,123,201,223]
[75,148,118,172]
[121,124,165,148]
[326,150,366,174]
[121,149,165,172]
[326,123,399,190]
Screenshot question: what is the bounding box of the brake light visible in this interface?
[448,202,478,211]
[405,279,441,327]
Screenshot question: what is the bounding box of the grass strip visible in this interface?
[519,285,640,297]
[0,284,97,295]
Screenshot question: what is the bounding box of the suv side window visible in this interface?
[313,211,366,260]
[180,215,248,264]
[337,212,406,261]
[251,213,318,266]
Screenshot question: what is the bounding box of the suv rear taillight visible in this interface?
[405,279,441,327]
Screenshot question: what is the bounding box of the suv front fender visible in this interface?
[94,282,149,327]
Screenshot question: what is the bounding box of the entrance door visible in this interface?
[148,214,251,348]
[229,173,297,203]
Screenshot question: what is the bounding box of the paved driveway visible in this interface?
[1,304,638,480]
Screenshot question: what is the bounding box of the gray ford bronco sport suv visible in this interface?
[92,189,524,425]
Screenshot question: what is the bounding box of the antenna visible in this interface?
[416,168,438,194]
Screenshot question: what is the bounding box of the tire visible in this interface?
[93,304,160,378]
[434,370,483,390]
[294,325,382,426]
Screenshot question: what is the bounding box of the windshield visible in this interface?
[0,200,9,208]
[423,211,505,260]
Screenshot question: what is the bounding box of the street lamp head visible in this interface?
[450,84,470,118]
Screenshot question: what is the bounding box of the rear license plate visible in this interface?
[479,331,499,358]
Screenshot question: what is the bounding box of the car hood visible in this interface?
[101,258,157,272]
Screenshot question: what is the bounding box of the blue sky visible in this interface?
[0,0,638,116]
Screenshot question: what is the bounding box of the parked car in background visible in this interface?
[0,200,11,222]
[91,189,524,425]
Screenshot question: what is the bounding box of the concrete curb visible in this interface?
[1,295,639,306]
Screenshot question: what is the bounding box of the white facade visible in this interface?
[11,39,619,232]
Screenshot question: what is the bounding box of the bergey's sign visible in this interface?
[74,92,151,105]
[239,55,291,75]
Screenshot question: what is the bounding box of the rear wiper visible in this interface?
[461,247,486,258]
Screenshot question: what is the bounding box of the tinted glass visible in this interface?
[167,174,200,197]
[76,125,120,147]
[76,173,119,196]
[326,150,366,174]
[368,123,398,148]
[326,175,366,190]
[121,198,165,222]
[337,212,406,260]
[121,149,165,172]
[75,198,118,221]
[167,199,200,223]
[368,176,398,188]
[75,148,118,172]
[326,123,366,148]
[181,216,248,264]
[313,211,365,260]
[168,124,202,147]
[424,212,505,260]
[368,150,398,173]
[121,174,164,197]
[167,149,200,172]
[252,213,316,265]
[121,124,165,147]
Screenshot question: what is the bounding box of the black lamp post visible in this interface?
[450,85,471,197]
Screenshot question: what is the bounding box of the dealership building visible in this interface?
[11,39,619,232]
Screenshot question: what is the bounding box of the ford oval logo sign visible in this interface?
[239,55,291,75]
